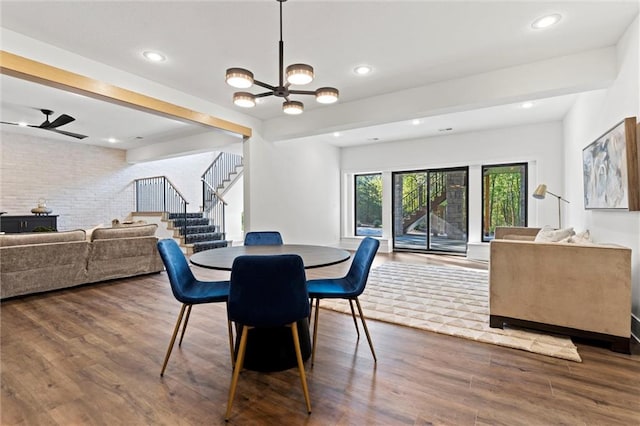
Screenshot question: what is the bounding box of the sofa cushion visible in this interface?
[84,223,104,241]
[91,224,158,241]
[0,230,86,247]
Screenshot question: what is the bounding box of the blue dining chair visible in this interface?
[243,231,283,246]
[225,254,311,420]
[156,239,233,376]
[307,237,380,365]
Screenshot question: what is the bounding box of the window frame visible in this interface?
[481,162,528,242]
[354,172,383,237]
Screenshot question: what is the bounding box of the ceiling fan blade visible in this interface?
[43,114,75,129]
[0,121,19,126]
[48,128,88,139]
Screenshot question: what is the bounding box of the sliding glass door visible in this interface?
[392,167,468,253]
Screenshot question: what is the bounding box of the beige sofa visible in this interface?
[1,224,164,299]
[489,227,632,353]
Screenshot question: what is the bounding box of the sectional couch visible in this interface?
[489,226,632,353]
[0,224,164,299]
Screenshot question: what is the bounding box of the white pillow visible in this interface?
[569,229,594,245]
[534,226,575,243]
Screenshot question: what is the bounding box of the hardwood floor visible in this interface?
[2,252,639,425]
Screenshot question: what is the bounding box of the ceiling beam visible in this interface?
[0,50,252,138]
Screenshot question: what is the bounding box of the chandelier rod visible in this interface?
[279,0,284,89]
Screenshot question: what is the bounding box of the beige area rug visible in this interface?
[320,262,582,362]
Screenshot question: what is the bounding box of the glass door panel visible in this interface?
[393,168,468,253]
[428,169,467,253]
[392,171,428,250]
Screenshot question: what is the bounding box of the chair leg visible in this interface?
[178,304,193,346]
[354,297,377,363]
[311,298,321,366]
[227,319,235,368]
[290,323,312,414]
[348,299,360,339]
[225,325,249,421]
[308,297,314,322]
[160,303,188,376]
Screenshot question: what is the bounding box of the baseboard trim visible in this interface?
[490,315,631,354]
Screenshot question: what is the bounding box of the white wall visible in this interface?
[0,131,231,231]
[243,135,341,246]
[563,16,640,332]
[341,121,565,247]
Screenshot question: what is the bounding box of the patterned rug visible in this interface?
[320,262,582,362]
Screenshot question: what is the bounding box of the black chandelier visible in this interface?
[225,0,339,115]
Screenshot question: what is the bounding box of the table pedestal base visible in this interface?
[235,320,311,372]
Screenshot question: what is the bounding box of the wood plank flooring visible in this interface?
[2,252,639,425]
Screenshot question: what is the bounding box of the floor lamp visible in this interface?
[533,184,570,229]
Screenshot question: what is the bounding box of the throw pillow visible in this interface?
[534,225,575,243]
[569,229,594,245]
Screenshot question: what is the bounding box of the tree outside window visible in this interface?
[355,173,382,237]
[482,163,527,241]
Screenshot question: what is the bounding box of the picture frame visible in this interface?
[582,117,639,210]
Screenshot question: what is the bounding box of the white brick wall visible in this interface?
[1,131,218,231]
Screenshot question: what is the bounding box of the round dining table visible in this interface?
[190,244,351,372]
[189,244,351,271]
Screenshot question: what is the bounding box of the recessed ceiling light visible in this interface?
[354,65,372,76]
[412,119,421,125]
[531,13,562,30]
[333,132,341,137]
[107,137,118,143]
[142,51,166,62]
[18,122,28,127]
[521,101,534,109]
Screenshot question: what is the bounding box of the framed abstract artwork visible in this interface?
[582,117,639,210]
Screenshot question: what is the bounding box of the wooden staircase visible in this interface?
[167,212,229,255]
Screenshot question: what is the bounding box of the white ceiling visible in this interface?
[0,1,638,149]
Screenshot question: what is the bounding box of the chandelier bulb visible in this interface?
[315,87,339,104]
[233,92,256,108]
[286,64,314,85]
[226,68,254,89]
[283,100,304,115]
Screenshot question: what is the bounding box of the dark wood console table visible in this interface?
[0,215,58,233]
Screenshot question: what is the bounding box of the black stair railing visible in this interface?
[134,175,188,236]
[201,152,243,235]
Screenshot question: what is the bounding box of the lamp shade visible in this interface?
[285,64,314,85]
[233,92,256,108]
[283,100,304,115]
[226,68,254,89]
[533,184,547,199]
[315,87,339,104]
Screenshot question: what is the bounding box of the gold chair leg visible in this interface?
[311,298,320,366]
[354,298,377,363]
[225,325,249,421]
[160,303,188,376]
[178,304,193,346]
[291,323,312,414]
[348,299,360,339]
[227,319,235,368]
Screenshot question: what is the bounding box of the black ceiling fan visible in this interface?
[1,108,88,139]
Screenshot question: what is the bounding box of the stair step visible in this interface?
[192,240,229,253]
[184,232,226,244]
[167,212,204,219]
[172,217,209,227]
[179,225,219,235]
